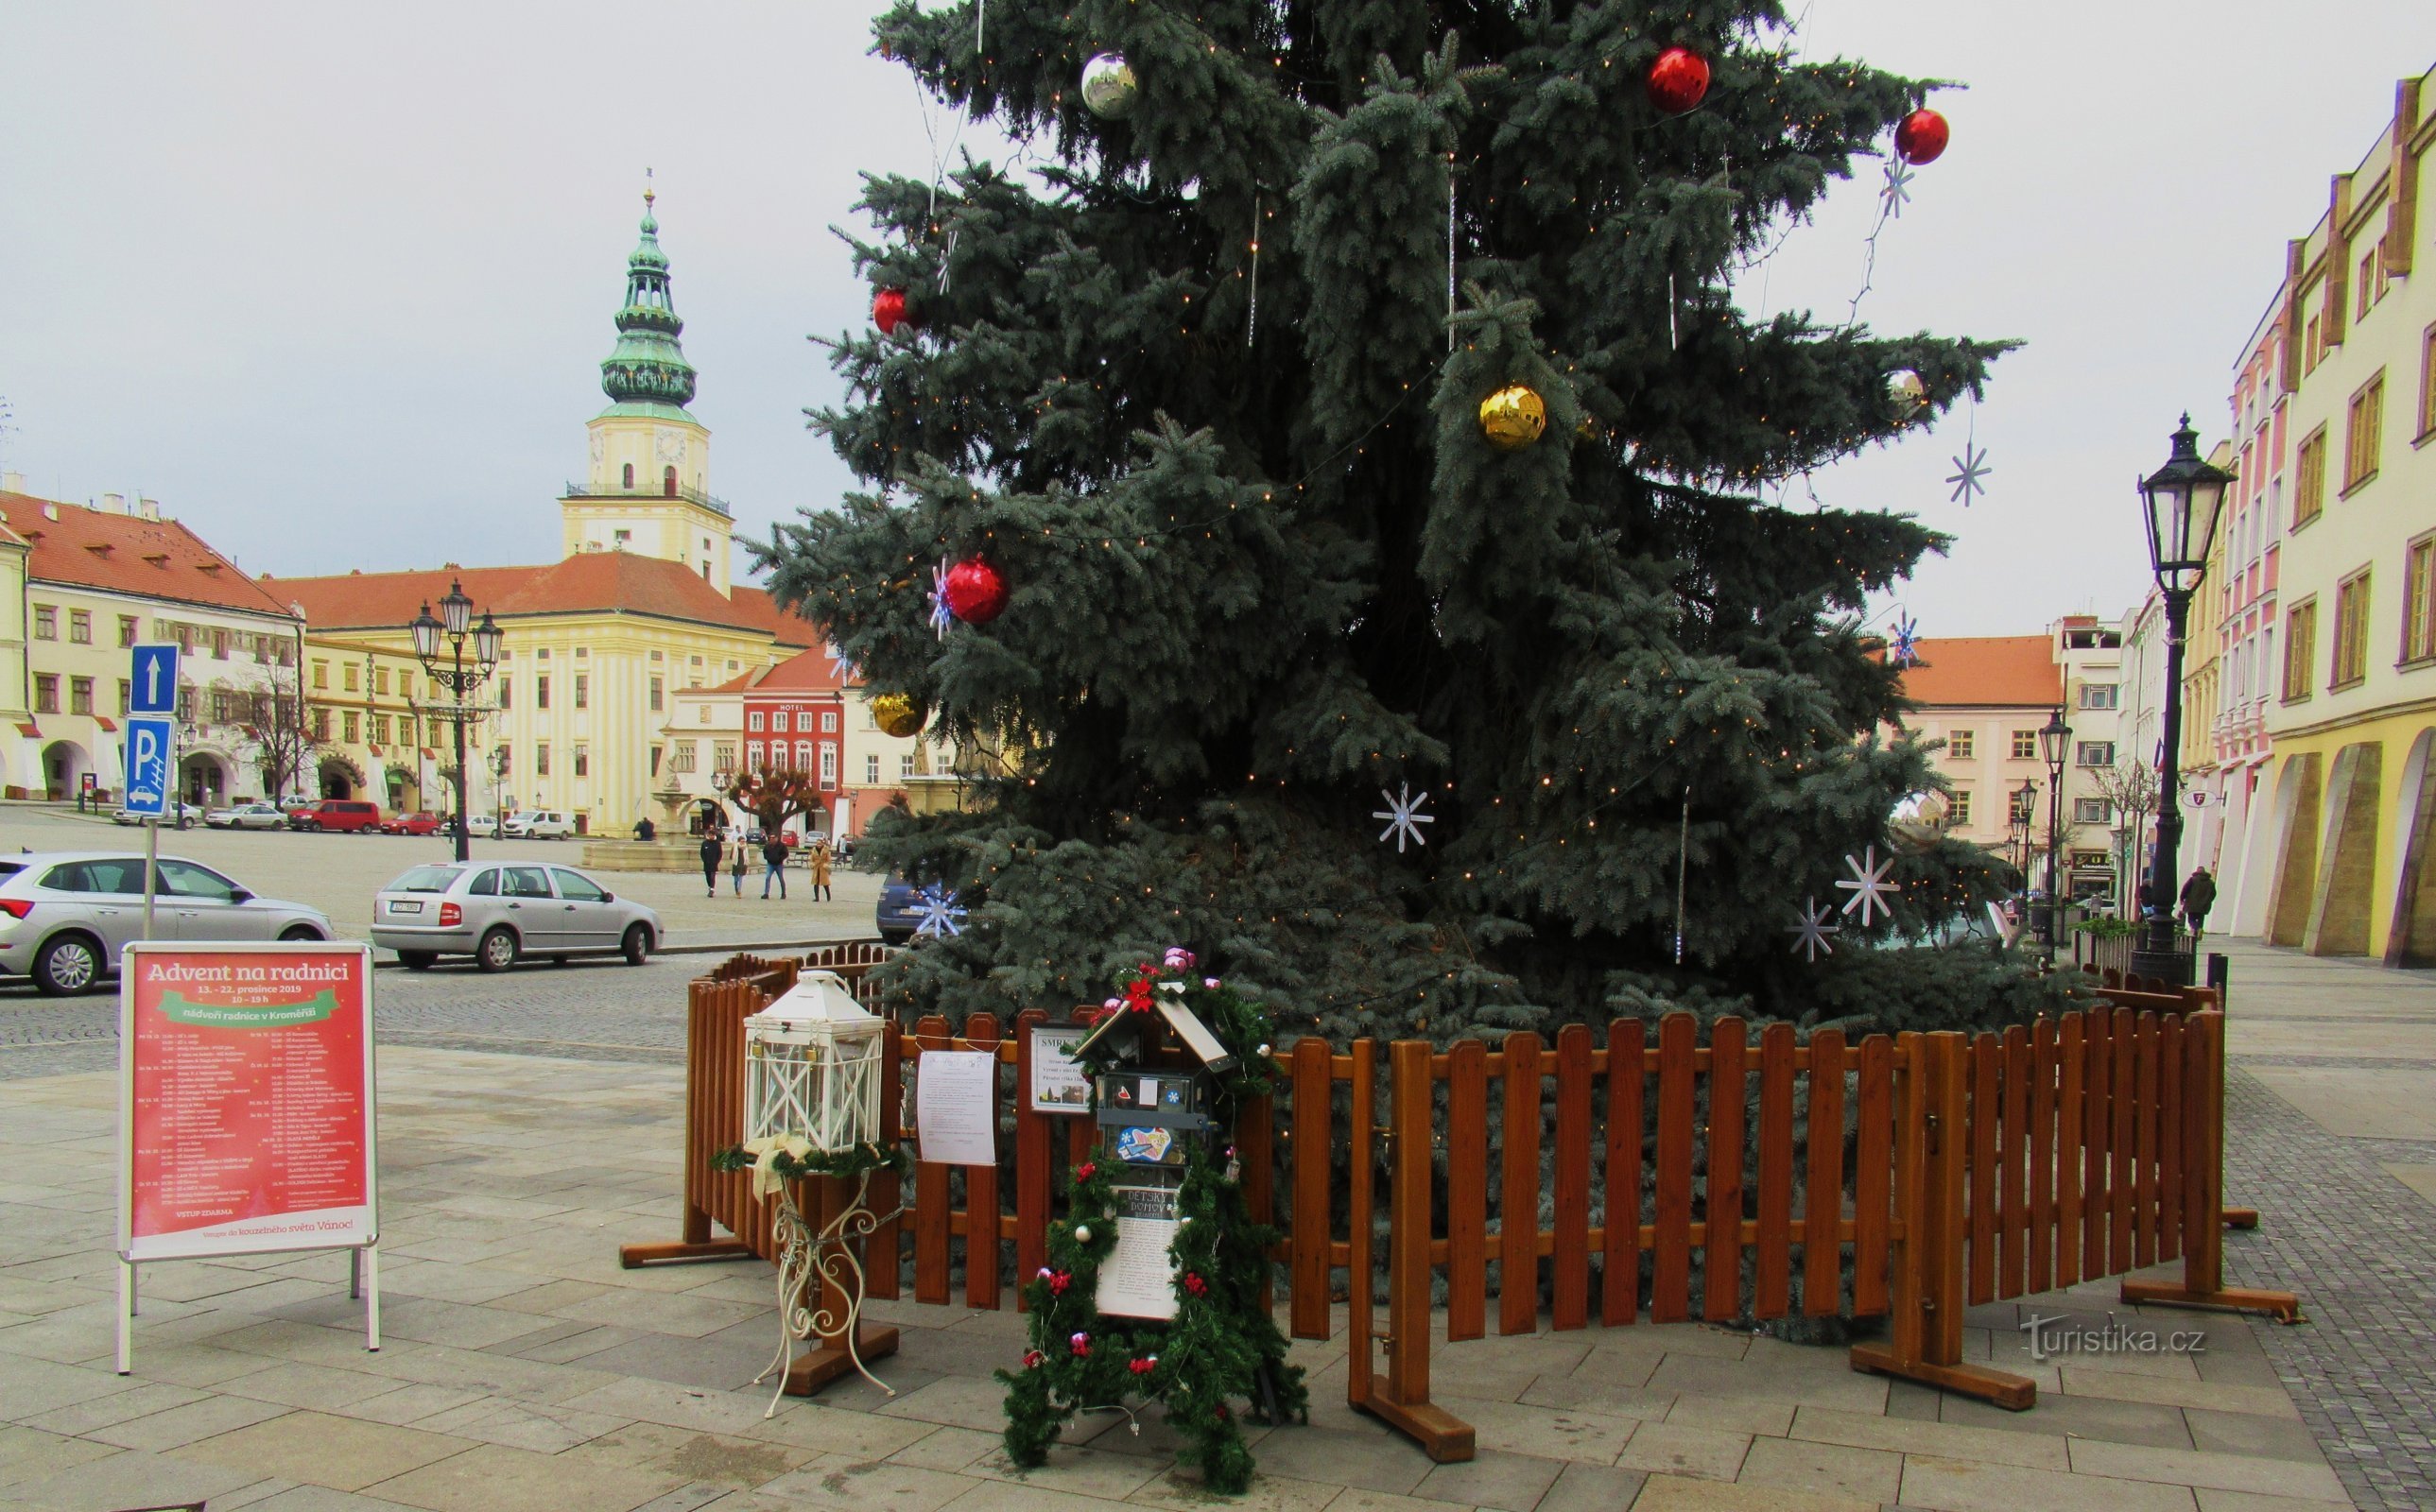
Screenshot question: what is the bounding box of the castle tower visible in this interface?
[561,179,734,593]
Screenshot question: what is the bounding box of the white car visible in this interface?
[500,810,576,840]
[112,804,195,830]
[205,802,287,831]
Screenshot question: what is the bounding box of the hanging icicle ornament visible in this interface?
[1373,782,1435,852]
[1080,53,1139,119]
[942,558,1011,624]
[1477,385,1546,451]
[1894,107,1951,165]
[1787,897,1840,963]
[1835,846,1900,927]
[1246,191,1262,348]
[1645,46,1711,114]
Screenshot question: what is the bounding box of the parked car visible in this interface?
[0,851,335,995]
[112,801,196,830]
[289,799,382,833]
[381,811,443,836]
[205,801,287,831]
[278,796,320,816]
[371,861,659,971]
[498,810,576,840]
[875,870,924,945]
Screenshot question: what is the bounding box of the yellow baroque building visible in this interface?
[265,189,822,834]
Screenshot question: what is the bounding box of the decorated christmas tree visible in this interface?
[768,1,2057,1044]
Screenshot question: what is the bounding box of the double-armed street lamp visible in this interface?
[2132,415,2235,984]
[2010,778,2040,873]
[2039,708,2071,951]
[408,581,505,864]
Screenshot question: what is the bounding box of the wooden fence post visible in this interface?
[2119,1010,2300,1321]
[1356,1040,1475,1462]
[1851,1032,2036,1408]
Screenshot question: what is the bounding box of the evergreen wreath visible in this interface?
[998,951,1307,1494]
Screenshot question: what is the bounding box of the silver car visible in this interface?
[206,801,287,830]
[0,850,336,995]
[371,861,660,972]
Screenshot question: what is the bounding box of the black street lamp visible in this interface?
[2039,708,2071,952]
[409,580,504,863]
[2010,779,2040,872]
[2134,416,2234,984]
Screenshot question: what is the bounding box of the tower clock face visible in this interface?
[590,433,606,463]
[654,431,686,465]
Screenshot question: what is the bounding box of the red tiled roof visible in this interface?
[267,552,821,644]
[0,491,299,620]
[711,644,847,696]
[1895,636,2062,709]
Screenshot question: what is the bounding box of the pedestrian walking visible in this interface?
[729,835,749,897]
[808,837,833,902]
[2179,866,2217,943]
[699,830,723,899]
[761,833,788,901]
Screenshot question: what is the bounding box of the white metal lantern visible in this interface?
[742,971,885,1155]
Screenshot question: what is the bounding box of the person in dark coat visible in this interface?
[699,831,723,899]
[2179,867,2218,939]
[761,833,788,901]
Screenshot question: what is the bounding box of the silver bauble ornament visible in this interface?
[1073,1224,1093,1243]
[1887,369,1928,418]
[1887,789,1953,853]
[1080,53,1139,119]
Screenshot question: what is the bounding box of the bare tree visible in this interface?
[2091,760,2161,918]
[726,765,823,835]
[246,662,319,802]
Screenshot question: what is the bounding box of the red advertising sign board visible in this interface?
[119,943,377,1263]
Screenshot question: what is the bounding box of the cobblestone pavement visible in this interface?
[2212,936,2436,1512]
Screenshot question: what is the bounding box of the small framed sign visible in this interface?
[1028,1023,1093,1112]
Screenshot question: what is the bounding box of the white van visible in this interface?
[501,810,576,840]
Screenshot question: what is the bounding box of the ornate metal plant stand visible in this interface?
[751,1171,901,1417]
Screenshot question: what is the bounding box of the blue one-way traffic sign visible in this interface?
[130,644,180,716]
[123,718,173,817]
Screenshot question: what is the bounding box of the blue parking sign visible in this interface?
[124,717,173,817]
[130,644,180,715]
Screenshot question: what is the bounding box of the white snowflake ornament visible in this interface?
[1787,897,1840,963]
[912,883,968,938]
[1373,782,1436,853]
[1834,845,1899,927]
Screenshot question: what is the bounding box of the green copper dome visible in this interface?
[599,185,698,410]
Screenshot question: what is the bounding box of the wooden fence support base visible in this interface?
[1848,1345,2038,1410]
[782,1323,902,1396]
[2222,1206,2259,1229]
[616,1238,753,1268]
[2117,1279,2302,1323]
[1353,1394,1477,1462]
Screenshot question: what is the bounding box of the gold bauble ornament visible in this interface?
[871,693,926,740]
[1478,385,1547,451]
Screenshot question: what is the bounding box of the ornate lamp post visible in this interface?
[2039,708,2071,951]
[408,581,504,864]
[2133,415,2235,984]
[2010,779,2040,873]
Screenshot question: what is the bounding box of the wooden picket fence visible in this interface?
[620,953,2296,1464]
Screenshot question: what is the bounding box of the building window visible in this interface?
[648,677,663,712]
[2293,426,2326,527]
[623,462,634,489]
[32,606,54,640]
[1945,730,1975,761]
[117,614,138,648]
[342,710,360,743]
[312,707,330,740]
[1948,790,1972,827]
[820,710,838,733]
[69,677,92,715]
[499,678,512,710]
[2074,741,2115,768]
[312,660,328,690]
[534,646,548,660]
[68,609,90,644]
[117,679,130,714]
[2079,682,2117,710]
[2331,571,2371,690]
[672,740,697,774]
[748,711,764,732]
[749,742,767,772]
[698,705,710,724]
[374,667,389,696]
[535,744,551,777]
[32,675,57,713]
[2074,798,2111,825]
[865,753,880,784]
[536,676,550,710]
[573,745,589,778]
[343,663,359,693]
[369,713,388,744]
[2343,371,2385,492]
[772,711,790,733]
[714,741,736,772]
[573,675,588,710]
[2421,322,2436,440]
[2284,597,2318,701]
[2010,729,2038,761]
[212,629,229,660]
[2404,536,2436,664]
[900,754,917,780]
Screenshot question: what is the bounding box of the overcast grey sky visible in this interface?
[3,3,2432,637]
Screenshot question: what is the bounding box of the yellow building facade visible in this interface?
[2249,64,2436,964]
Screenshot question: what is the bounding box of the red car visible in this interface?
[381,811,442,836]
[289,799,383,833]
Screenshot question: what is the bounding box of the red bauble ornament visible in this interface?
[872,287,916,335]
[1129,1357,1155,1376]
[942,558,1010,625]
[1894,108,1949,165]
[1646,47,1710,114]
[1047,1269,1072,1296]
[1024,1349,1044,1368]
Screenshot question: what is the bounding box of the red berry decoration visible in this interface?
[1070,1332,1092,1357]
[1894,108,1949,165]
[1077,1162,1097,1183]
[1183,1272,1209,1297]
[1130,1357,1156,1376]
[1645,46,1710,114]
[872,287,917,335]
[942,558,1010,625]
[1047,1269,1072,1296]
